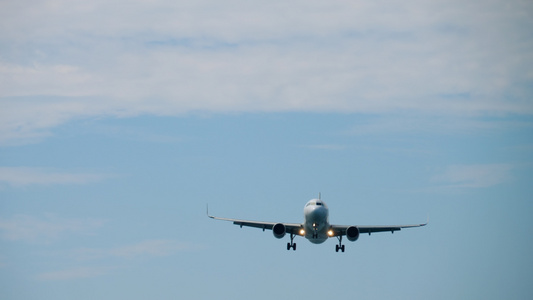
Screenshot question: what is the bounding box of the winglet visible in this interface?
[418,215,429,227]
[206,204,213,219]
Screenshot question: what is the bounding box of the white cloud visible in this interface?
[73,240,191,260]
[301,144,346,150]
[0,214,105,243]
[345,114,527,136]
[37,266,113,281]
[36,240,189,280]
[108,240,190,258]
[0,167,114,187]
[432,164,514,189]
[1,0,532,144]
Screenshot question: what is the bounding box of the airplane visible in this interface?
[208,194,427,252]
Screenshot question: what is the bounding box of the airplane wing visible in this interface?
[330,222,427,237]
[208,214,303,235]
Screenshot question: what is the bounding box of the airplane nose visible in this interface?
[310,206,327,220]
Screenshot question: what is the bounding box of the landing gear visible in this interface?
[312,223,318,239]
[287,242,296,250]
[287,233,296,251]
[335,235,345,252]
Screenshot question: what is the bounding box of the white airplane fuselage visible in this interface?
[303,199,330,244]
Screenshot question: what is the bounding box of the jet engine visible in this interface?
[272,223,286,239]
[346,226,360,242]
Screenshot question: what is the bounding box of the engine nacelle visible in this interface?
[346,226,360,242]
[272,223,286,239]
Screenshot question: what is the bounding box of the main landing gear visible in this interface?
[335,235,345,252]
[287,233,296,251]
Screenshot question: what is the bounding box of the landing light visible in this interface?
[299,229,305,235]
[328,230,334,236]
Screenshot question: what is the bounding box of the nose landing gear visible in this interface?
[312,223,319,239]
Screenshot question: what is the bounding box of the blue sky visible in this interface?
[1,0,532,299]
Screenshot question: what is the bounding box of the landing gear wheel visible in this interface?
[287,233,297,251]
[335,235,345,252]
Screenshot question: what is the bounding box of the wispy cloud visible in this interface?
[36,240,191,280]
[1,0,532,145]
[301,144,346,151]
[432,164,514,189]
[343,115,533,137]
[73,240,192,260]
[0,214,105,243]
[37,266,114,281]
[0,167,114,187]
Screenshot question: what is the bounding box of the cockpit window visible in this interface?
[316,202,322,206]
